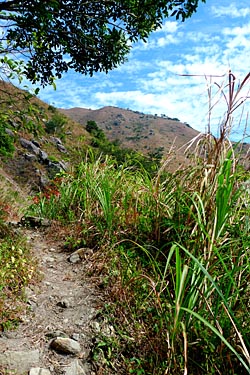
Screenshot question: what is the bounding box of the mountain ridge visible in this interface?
[59,105,200,167]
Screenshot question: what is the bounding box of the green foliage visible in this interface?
[0,55,25,83]
[45,112,67,135]
[148,147,164,163]
[0,82,45,137]
[86,120,99,134]
[0,123,15,157]
[85,120,162,176]
[0,0,205,85]
[86,120,106,140]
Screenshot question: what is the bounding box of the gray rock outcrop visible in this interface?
[0,350,40,373]
[20,137,40,155]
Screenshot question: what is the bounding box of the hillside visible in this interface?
[0,81,92,195]
[60,106,200,167]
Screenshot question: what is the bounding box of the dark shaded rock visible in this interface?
[50,136,62,145]
[39,149,49,163]
[57,143,67,153]
[20,216,51,228]
[25,153,37,162]
[39,173,49,188]
[47,160,69,178]
[31,140,41,148]
[20,137,40,155]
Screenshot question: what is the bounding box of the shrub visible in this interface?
[45,112,67,135]
[0,124,15,157]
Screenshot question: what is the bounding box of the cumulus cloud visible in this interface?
[155,20,179,34]
[211,4,250,18]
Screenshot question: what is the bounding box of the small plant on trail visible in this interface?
[0,227,36,330]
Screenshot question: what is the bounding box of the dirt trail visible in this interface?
[0,227,102,375]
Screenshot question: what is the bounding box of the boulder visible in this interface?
[50,337,81,355]
[5,128,15,137]
[0,349,40,373]
[31,140,41,148]
[20,137,40,155]
[50,136,62,145]
[57,143,68,153]
[39,149,49,163]
[25,153,37,162]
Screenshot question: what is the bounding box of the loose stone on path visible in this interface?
[50,337,81,355]
[29,368,51,375]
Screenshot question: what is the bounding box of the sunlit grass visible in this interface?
[25,71,250,374]
[26,147,250,373]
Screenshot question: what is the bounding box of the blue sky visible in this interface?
[36,0,250,141]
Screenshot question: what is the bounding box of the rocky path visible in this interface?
[0,227,103,375]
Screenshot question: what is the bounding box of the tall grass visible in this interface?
[26,71,250,374]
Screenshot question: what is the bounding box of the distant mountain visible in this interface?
[60,106,200,167]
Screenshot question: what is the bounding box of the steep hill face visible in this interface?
[0,81,91,194]
[60,106,200,165]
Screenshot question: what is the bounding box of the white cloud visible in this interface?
[222,23,250,36]
[134,21,183,51]
[134,33,181,51]
[211,4,250,18]
[155,34,179,47]
[155,20,179,33]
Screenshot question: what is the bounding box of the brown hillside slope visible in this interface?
[60,106,200,168]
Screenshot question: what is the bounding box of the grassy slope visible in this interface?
[60,106,200,170]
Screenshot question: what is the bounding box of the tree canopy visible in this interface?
[0,0,205,86]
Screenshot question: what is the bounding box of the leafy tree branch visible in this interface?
[0,0,205,85]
